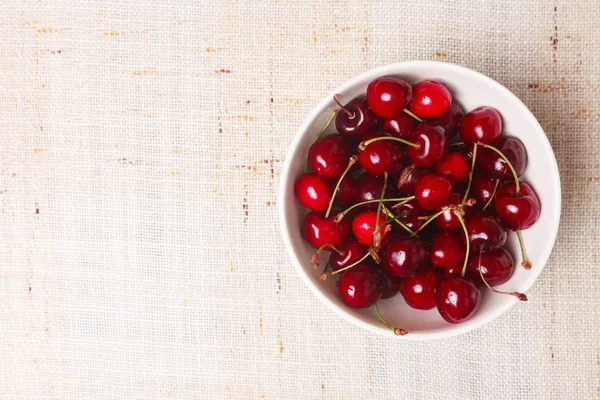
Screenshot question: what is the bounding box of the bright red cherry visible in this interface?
[371,265,400,299]
[333,176,355,205]
[434,191,468,231]
[466,248,515,286]
[358,132,406,176]
[329,239,367,271]
[302,212,349,250]
[355,173,396,211]
[400,268,440,310]
[459,106,502,145]
[308,134,350,179]
[477,137,527,180]
[408,80,452,118]
[337,263,383,308]
[435,152,470,184]
[464,211,507,249]
[351,211,389,246]
[414,172,454,210]
[407,122,449,167]
[382,112,418,138]
[471,176,498,209]
[436,277,481,323]
[382,235,430,277]
[390,199,426,233]
[494,182,541,230]
[334,95,379,142]
[395,164,430,194]
[431,102,464,138]
[366,77,412,119]
[430,232,466,269]
[294,173,332,211]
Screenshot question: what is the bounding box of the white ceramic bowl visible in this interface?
[278,61,561,340]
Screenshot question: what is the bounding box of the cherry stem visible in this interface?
[381,206,415,235]
[478,248,528,301]
[450,141,465,147]
[374,172,388,234]
[410,207,451,237]
[359,136,419,151]
[454,210,470,277]
[304,110,338,173]
[325,155,358,219]
[477,142,520,193]
[516,230,532,270]
[333,94,354,118]
[373,303,407,336]
[462,143,478,205]
[390,196,415,209]
[402,108,423,123]
[334,196,415,223]
[482,179,500,210]
[311,243,343,269]
[323,251,371,279]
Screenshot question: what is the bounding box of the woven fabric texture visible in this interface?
[1,0,599,398]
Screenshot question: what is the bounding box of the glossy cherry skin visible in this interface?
[366,77,412,119]
[494,182,541,230]
[337,263,383,308]
[333,176,355,206]
[434,191,467,231]
[435,152,470,184]
[464,211,508,249]
[414,172,454,210]
[400,268,440,310]
[395,164,430,194]
[335,95,379,142]
[308,134,351,179]
[441,265,462,277]
[351,211,389,246]
[466,247,515,286]
[471,176,498,209]
[382,112,418,139]
[431,102,464,138]
[294,173,332,211]
[408,80,452,118]
[302,212,349,250]
[371,265,400,299]
[436,277,481,324]
[430,232,466,269]
[391,199,426,232]
[329,239,367,271]
[382,235,430,277]
[407,122,449,167]
[459,106,502,145]
[355,173,396,211]
[358,132,406,176]
[477,137,527,180]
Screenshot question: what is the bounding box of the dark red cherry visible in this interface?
[334,95,379,142]
[351,211,389,246]
[477,137,527,180]
[459,106,502,145]
[434,191,468,231]
[382,113,418,139]
[407,122,449,167]
[366,77,412,119]
[466,247,515,286]
[337,263,383,308]
[414,172,454,210]
[358,132,406,176]
[435,152,470,184]
[391,199,426,232]
[494,182,541,230]
[431,102,464,138]
[355,173,396,210]
[441,265,462,277]
[371,265,400,299]
[308,134,351,179]
[464,211,507,249]
[294,173,332,211]
[382,235,430,277]
[471,176,498,208]
[302,211,349,250]
[333,176,355,205]
[329,239,367,271]
[430,232,466,269]
[400,268,440,310]
[395,164,430,194]
[408,80,452,118]
[436,277,481,324]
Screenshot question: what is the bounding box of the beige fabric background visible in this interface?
[0,0,599,398]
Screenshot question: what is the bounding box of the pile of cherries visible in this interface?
[295,76,540,335]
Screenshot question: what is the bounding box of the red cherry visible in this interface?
[459,106,502,145]
[471,176,499,209]
[358,132,406,176]
[464,211,507,249]
[294,173,332,211]
[382,235,430,277]
[371,265,400,299]
[494,182,541,230]
[395,164,430,194]
[302,211,349,250]
[329,239,367,271]
[390,199,426,232]
[308,134,351,178]
[430,232,466,269]
[466,247,514,286]
[351,211,389,246]
[333,176,355,206]
[431,102,464,138]
[441,265,462,277]
[436,277,481,324]
[434,191,468,231]
[407,122,449,167]
[435,152,470,184]
[399,268,440,310]
[414,172,454,210]
[355,173,396,211]
[382,112,418,138]
[334,95,379,142]
[408,80,452,118]
[477,137,527,180]
[337,263,383,308]
[366,77,412,119]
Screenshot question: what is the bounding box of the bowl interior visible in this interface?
[279,61,561,339]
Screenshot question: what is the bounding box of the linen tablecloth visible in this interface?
[1,1,599,398]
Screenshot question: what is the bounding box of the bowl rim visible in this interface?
[278,60,562,340]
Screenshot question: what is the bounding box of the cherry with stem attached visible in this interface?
[325,156,358,219]
[477,248,528,301]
